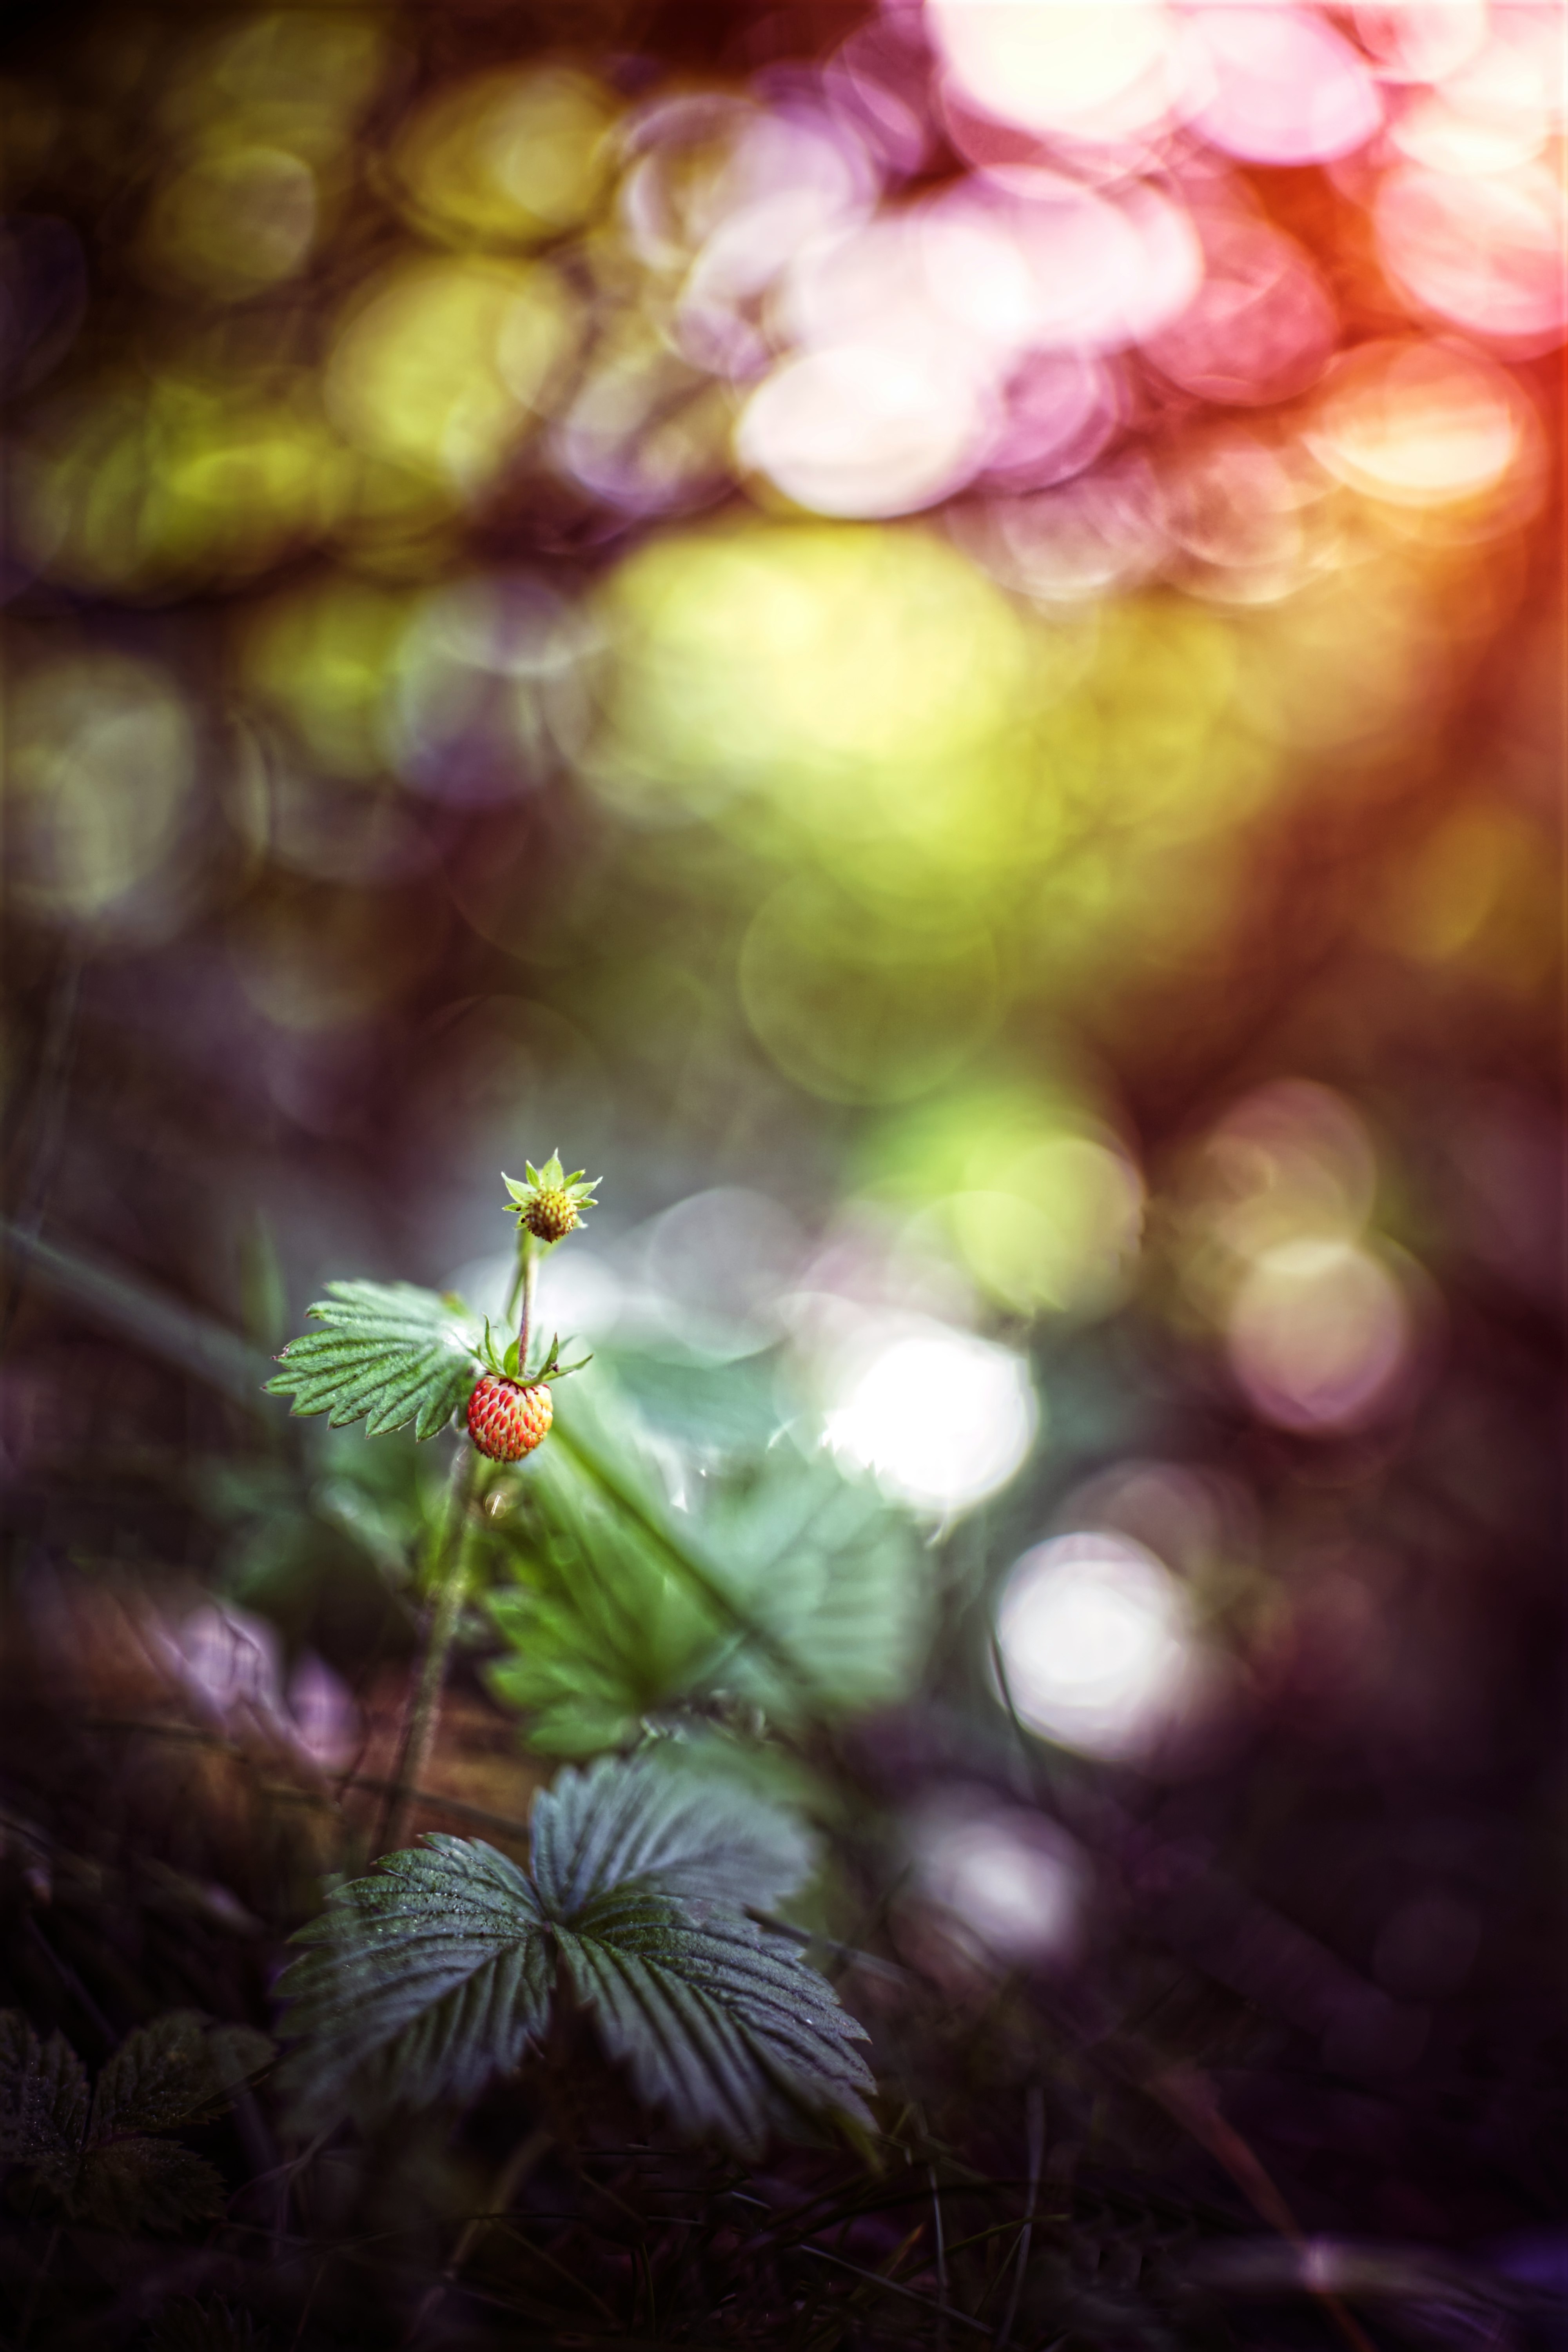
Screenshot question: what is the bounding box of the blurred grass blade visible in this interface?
[0,1216,270,1409]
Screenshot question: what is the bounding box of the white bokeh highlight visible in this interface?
[824,1318,1037,1514]
[996,1532,1203,1761]
[1181,7,1383,165]
[1226,1238,1415,1433]
[928,0,1179,147]
[914,1791,1088,1966]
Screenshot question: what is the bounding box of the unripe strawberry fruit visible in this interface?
[522,1187,580,1243]
[467,1375,553,1461]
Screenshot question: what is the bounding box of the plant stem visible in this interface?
[403,2125,554,2346]
[377,1438,478,1856]
[516,1232,538,1378]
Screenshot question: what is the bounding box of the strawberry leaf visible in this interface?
[276,1755,873,2152]
[0,2009,272,2232]
[0,2013,88,2187]
[276,1838,552,2118]
[89,2013,272,2139]
[528,1750,814,1916]
[266,1281,481,1440]
[486,1376,930,1754]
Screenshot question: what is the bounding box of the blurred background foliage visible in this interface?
[0,0,1563,2343]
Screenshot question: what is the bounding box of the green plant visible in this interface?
[267,1157,594,1852]
[264,1158,881,2154]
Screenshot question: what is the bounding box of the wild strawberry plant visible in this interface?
[264,1157,879,2153]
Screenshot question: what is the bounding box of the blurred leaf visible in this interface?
[89,2013,273,2137]
[707,1443,930,1719]
[266,1279,480,1439]
[488,1373,929,1752]
[602,1348,785,1457]
[487,1504,726,1756]
[0,2010,271,2232]
[277,1754,871,2152]
[0,2013,88,2187]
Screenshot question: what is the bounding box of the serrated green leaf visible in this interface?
[265,1280,480,1441]
[73,2137,225,2232]
[554,1888,874,2158]
[275,1838,551,2123]
[487,1552,721,1759]
[2,2010,265,2230]
[0,2012,88,2180]
[276,1758,872,2152]
[89,2013,272,2140]
[529,1749,813,1916]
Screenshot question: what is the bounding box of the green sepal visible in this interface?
[532,1332,592,1385]
[503,1336,521,1379]
[499,1154,602,1236]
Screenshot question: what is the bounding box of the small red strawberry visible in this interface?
[466,1375,553,1462]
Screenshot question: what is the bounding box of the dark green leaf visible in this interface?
[555,1886,875,2158]
[2,2010,265,2230]
[529,1749,814,1917]
[265,1280,480,1440]
[89,2012,273,2140]
[276,1758,873,2152]
[0,2012,87,2180]
[274,1837,552,2122]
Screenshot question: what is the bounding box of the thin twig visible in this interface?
[996,2084,1045,2350]
[1149,2066,1383,2352]
[795,2247,995,2339]
[404,2125,554,2344]
[930,2162,949,2352]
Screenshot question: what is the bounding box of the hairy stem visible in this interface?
[517,1233,538,1378]
[377,1439,478,1855]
